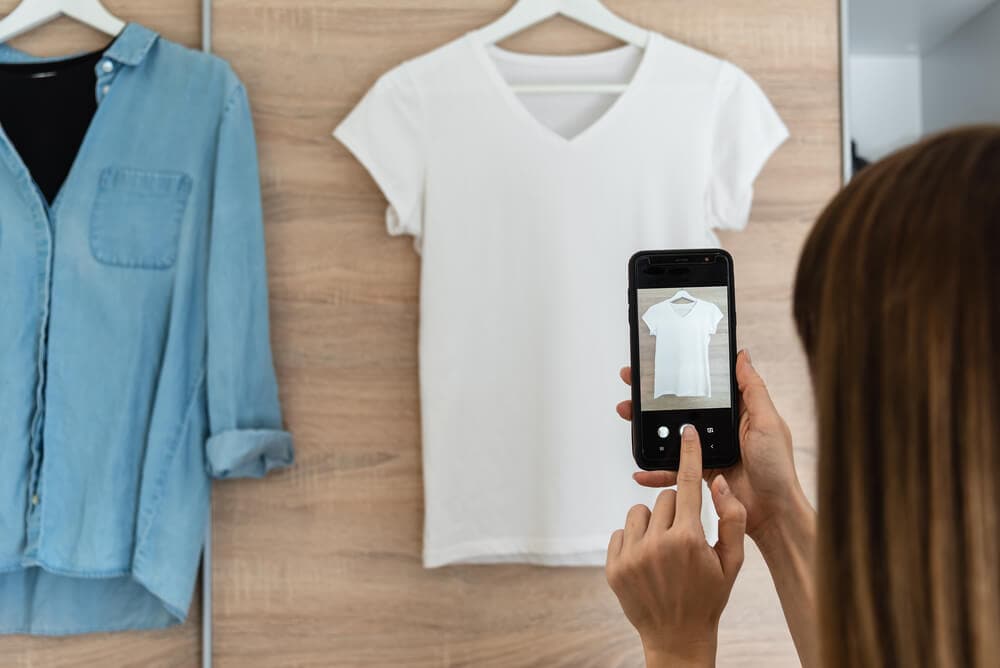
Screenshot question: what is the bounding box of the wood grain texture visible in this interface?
[0,0,839,665]
[0,3,202,667]
[210,1,840,667]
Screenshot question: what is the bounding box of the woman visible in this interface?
[606,126,1000,667]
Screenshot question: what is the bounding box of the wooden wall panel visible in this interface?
[211,1,840,667]
[0,1,840,666]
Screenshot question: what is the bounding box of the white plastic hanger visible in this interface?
[0,0,125,43]
[668,289,696,304]
[476,0,649,95]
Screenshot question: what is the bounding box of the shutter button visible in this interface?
[101,60,114,73]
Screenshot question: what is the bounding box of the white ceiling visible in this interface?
[849,0,998,54]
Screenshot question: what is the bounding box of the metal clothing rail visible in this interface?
[201,2,213,665]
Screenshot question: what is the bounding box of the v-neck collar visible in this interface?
[0,24,158,212]
[466,30,657,149]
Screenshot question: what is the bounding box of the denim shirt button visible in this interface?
[102,84,110,96]
[101,60,114,73]
[31,494,39,506]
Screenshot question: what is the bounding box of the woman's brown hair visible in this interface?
[794,126,1000,667]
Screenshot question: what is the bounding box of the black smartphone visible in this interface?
[627,249,739,470]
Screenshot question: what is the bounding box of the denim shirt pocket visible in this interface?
[90,167,193,269]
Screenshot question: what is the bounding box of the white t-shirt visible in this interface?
[334,30,787,567]
[643,298,725,398]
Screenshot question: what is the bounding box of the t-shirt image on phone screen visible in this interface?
[639,287,730,409]
[628,250,739,471]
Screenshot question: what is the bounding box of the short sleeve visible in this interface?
[708,303,724,335]
[706,62,789,231]
[333,66,426,249]
[642,305,659,336]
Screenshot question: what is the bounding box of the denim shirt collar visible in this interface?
[103,23,158,66]
[0,23,158,67]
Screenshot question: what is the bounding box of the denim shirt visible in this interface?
[0,24,293,635]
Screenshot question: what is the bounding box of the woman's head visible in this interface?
[794,126,1000,667]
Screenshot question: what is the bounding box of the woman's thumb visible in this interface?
[711,474,746,577]
[736,350,778,417]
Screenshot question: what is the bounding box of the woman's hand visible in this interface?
[616,350,819,666]
[606,425,747,668]
[616,350,808,543]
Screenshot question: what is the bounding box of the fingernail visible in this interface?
[681,424,696,440]
[716,474,730,494]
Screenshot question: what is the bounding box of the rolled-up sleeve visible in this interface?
[204,79,293,479]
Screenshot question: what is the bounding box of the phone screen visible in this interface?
[628,250,739,470]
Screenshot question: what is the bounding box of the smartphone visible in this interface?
[627,249,739,470]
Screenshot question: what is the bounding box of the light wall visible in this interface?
[922,1,1000,134]
[849,0,995,54]
[849,54,923,161]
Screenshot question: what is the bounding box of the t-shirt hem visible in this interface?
[423,535,611,568]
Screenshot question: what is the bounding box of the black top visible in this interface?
[0,49,104,204]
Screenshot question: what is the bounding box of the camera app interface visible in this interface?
[637,286,732,412]
[631,252,737,467]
